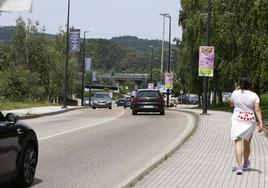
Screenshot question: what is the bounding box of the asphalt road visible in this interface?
[22,107,192,188]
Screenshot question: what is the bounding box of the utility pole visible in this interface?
[160,13,169,82]
[81,31,89,106]
[202,0,211,114]
[148,45,154,82]
[166,15,171,107]
[63,0,71,108]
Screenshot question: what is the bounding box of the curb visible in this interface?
[124,109,199,188]
[19,106,85,120]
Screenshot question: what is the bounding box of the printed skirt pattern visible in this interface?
[231,114,256,140]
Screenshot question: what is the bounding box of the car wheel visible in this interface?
[160,109,165,115]
[15,144,37,187]
[132,110,137,115]
[124,106,126,108]
[92,107,96,109]
[109,106,112,109]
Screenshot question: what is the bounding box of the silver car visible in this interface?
[91,92,112,109]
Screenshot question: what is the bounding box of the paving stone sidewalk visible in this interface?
[134,109,268,188]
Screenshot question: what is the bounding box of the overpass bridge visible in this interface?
[99,73,149,81]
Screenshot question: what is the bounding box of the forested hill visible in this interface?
[111,36,173,53]
[0,26,16,42]
[0,27,173,53]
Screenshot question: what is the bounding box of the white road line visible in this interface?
[39,110,125,141]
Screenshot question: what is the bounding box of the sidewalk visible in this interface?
[2,106,83,119]
[133,109,268,188]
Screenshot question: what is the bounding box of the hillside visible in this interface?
[111,36,174,53]
[0,26,55,43]
[0,26,16,42]
[0,27,174,53]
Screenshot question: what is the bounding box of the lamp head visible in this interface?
[160,13,169,17]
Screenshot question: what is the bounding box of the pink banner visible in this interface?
[199,46,214,77]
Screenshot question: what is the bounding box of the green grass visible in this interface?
[208,101,233,112]
[195,101,233,112]
[260,93,268,122]
[0,101,59,111]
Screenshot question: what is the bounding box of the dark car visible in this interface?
[116,98,125,107]
[124,97,132,108]
[132,89,165,115]
[0,111,38,187]
[178,95,198,105]
[91,92,112,109]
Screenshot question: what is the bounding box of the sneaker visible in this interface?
[243,160,250,170]
[236,166,243,175]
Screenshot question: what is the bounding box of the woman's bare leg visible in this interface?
[243,136,252,162]
[235,138,243,166]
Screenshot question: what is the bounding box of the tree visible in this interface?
[178,0,268,105]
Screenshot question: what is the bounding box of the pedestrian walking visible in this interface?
[230,78,264,175]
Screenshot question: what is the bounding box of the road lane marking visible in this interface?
[38,110,125,141]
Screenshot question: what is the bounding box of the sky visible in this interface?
[0,0,182,41]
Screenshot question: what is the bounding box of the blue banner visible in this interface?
[85,58,92,72]
[69,29,80,53]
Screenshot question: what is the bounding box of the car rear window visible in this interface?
[137,91,160,97]
[95,93,110,98]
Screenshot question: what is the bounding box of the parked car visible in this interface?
[178,95,198,105]
[116,98,125,107]
[124,97,132,108]
[0,111,38,187]
[132,89,165,115]
[91,92,112,109]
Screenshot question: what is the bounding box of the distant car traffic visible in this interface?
[91,92,112,109]
[116,98,125,107]
[0,111,38,187]
[178,95,198,105]
[132,89,165,115]
[163,96,178,107]
[124,97,132,108]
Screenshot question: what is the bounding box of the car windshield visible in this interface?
[95,93,110,98]
[137,91,160,97]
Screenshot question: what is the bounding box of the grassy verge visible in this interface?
[207,102,233,112]
[260,93,268,122]
[0,101,59,111]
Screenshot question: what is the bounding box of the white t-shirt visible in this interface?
[231,89,260,113]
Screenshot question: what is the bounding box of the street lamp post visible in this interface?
[89,52,95,106]
[148,45,154,82]
[63,0,71,108]
[81,31,89,106]
[166,15,171,107]
[202,0,211,114]
[160,13,169,82]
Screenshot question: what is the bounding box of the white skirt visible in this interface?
[231,115,256,140]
